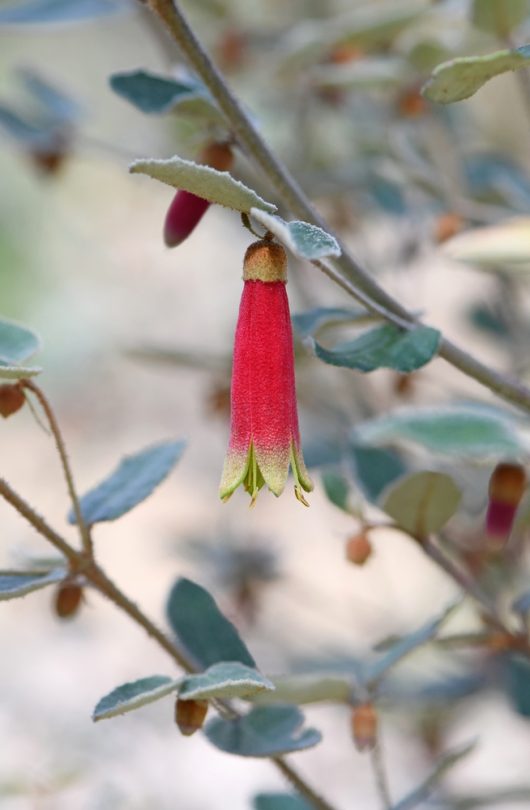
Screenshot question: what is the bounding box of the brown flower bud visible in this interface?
[54,583,83,619]
[351,702,377,752]
[345,532,373,566]
[0,384,25,418]
[175,697,208,736]
[434,212,464,244]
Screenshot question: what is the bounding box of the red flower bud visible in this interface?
[351,703,377,752]
[486,462,526,542]
[163,141,234,247]
[220,240,313,505]
[175,697,208,736]
[345,532,373,566]
[0,383,25,418]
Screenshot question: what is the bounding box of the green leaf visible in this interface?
[311,56,410,90]
[312,324,440,373]
[0,0,128,25]
[381,471,462,537]
[282,0,430,72]
[69,440,185,525]
[130,157,276,214]
[503,654,530,717]
[365,601,459,685]
[178,662,274,701]
[0,319,41,365]
[443,218,530,269]
[350,443,407,502]
[422,46,530,104]
[355,405,522,456]
[166,578,256,669]
[253,673,352,706]
[321,470,351,513]
[254,795,311,810]
[391,741,476,810]
[109,70,220,120]
[0,569,65,600]
[205,704,321,757]
[291,307,369,339]
[472,0,530,36]
[249,209,340,260]
[92,676,179,722]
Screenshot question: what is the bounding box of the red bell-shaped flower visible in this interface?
[220,239,313,505]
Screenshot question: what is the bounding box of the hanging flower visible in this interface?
[163,141,233,247]
[220,239,313,505]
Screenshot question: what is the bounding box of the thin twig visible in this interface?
[146,0,530,414]
[0,477,78,563]
[22,380,93,556]
[370,743,393,810]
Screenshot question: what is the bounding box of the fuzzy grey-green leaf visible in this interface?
[69,440,185,525]
[423,46,530,104]
[179,662,274,701]
[167,578,256,669]
[131,157,276,214]
[355,405,522,456]
[250,209,340,260]
[0,568,65,600]
[93,676,179,721]
[0,319,41,365]
[381,471,462,537]
[312,324,440,373]
[205,704,321,757]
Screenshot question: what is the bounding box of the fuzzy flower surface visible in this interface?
[220,239,313,505]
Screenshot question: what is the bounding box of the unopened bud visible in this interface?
[0,384,25,418]
[351,702,377,752]
[397,86,428,118]
[163,142,233,247]
[175,697,208,736]
[54,583,83,619]
[434,212,464,244]
[345,532,373,566]
[486,462,526,542]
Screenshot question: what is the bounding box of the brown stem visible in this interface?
[22,380,93,556]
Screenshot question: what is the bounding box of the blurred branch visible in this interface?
[146,0,530,413]
[370,742,393,810]
[21,381,93,556]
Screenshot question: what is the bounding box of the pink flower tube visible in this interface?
[163,142,233,247]
[486,462,526,543]
[220,240,313,505]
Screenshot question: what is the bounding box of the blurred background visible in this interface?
[2,0,530,808]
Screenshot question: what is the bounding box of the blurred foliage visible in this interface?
[4,0,530,808]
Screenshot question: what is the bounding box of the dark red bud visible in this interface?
[175,697,208,736]
[54,583,83,619]
[0,384,25,418]
[163,191,211,247]
[486,463,526,542]
[163,142,234,248]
